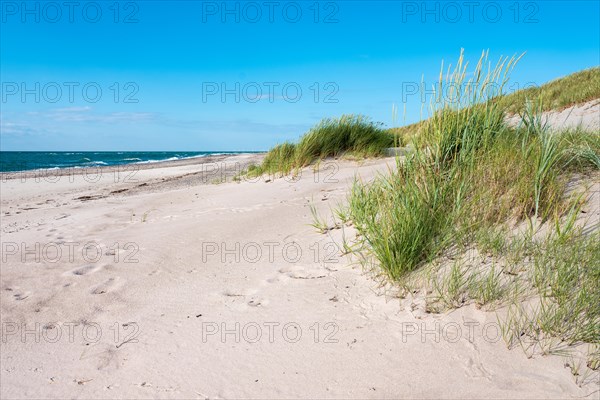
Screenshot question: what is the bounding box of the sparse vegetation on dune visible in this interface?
[250,65,598,179]
[385,65,600,142]
[254,51,599,374]
[340,51,599,376]
[247,115,394,177]
[496,67,600,114]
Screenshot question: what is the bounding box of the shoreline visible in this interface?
[1,153,266,213]
[0,152,264,180]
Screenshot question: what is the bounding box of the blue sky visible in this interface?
[1,0,599,151]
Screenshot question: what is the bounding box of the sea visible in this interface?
[0,151,247,173]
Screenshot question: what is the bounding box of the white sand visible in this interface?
[1,154,598,399]
[506,99,600,131]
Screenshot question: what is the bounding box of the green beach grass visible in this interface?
[252,50,599,375]
[248,64,598,179]
[342,51,599,375]
[387,65,600,144]
[496,66,600,114]
[246,115,394,177]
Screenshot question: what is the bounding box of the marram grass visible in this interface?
[349,50,599,279]
[248,115,394,177]
[344,50,599,374]
[386,66,600,141]
[350,50,526,277]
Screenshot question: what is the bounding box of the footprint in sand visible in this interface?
[279,265,328,280]
[247,296,269,307]
[67,264,102,276]
[265,274,291,285]
[222,288,257,298]
[90,277,122,295]
[13,291,31,301]
[5,285,30,301]
[220,288,269,309]
[464,356,493,380]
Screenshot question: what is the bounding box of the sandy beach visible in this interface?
[3,1,599,397]
[1,154,597,399]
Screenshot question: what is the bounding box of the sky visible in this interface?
[1,0,599,151]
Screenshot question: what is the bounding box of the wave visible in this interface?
[84,161,108,166]
[133,154,218,164]
[0,152,244,172]
[135,156,180,164]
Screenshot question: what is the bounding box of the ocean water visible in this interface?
[0,151,245,172]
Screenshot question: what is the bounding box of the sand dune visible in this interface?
[506,98,600,131]
[1,154,597,398]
